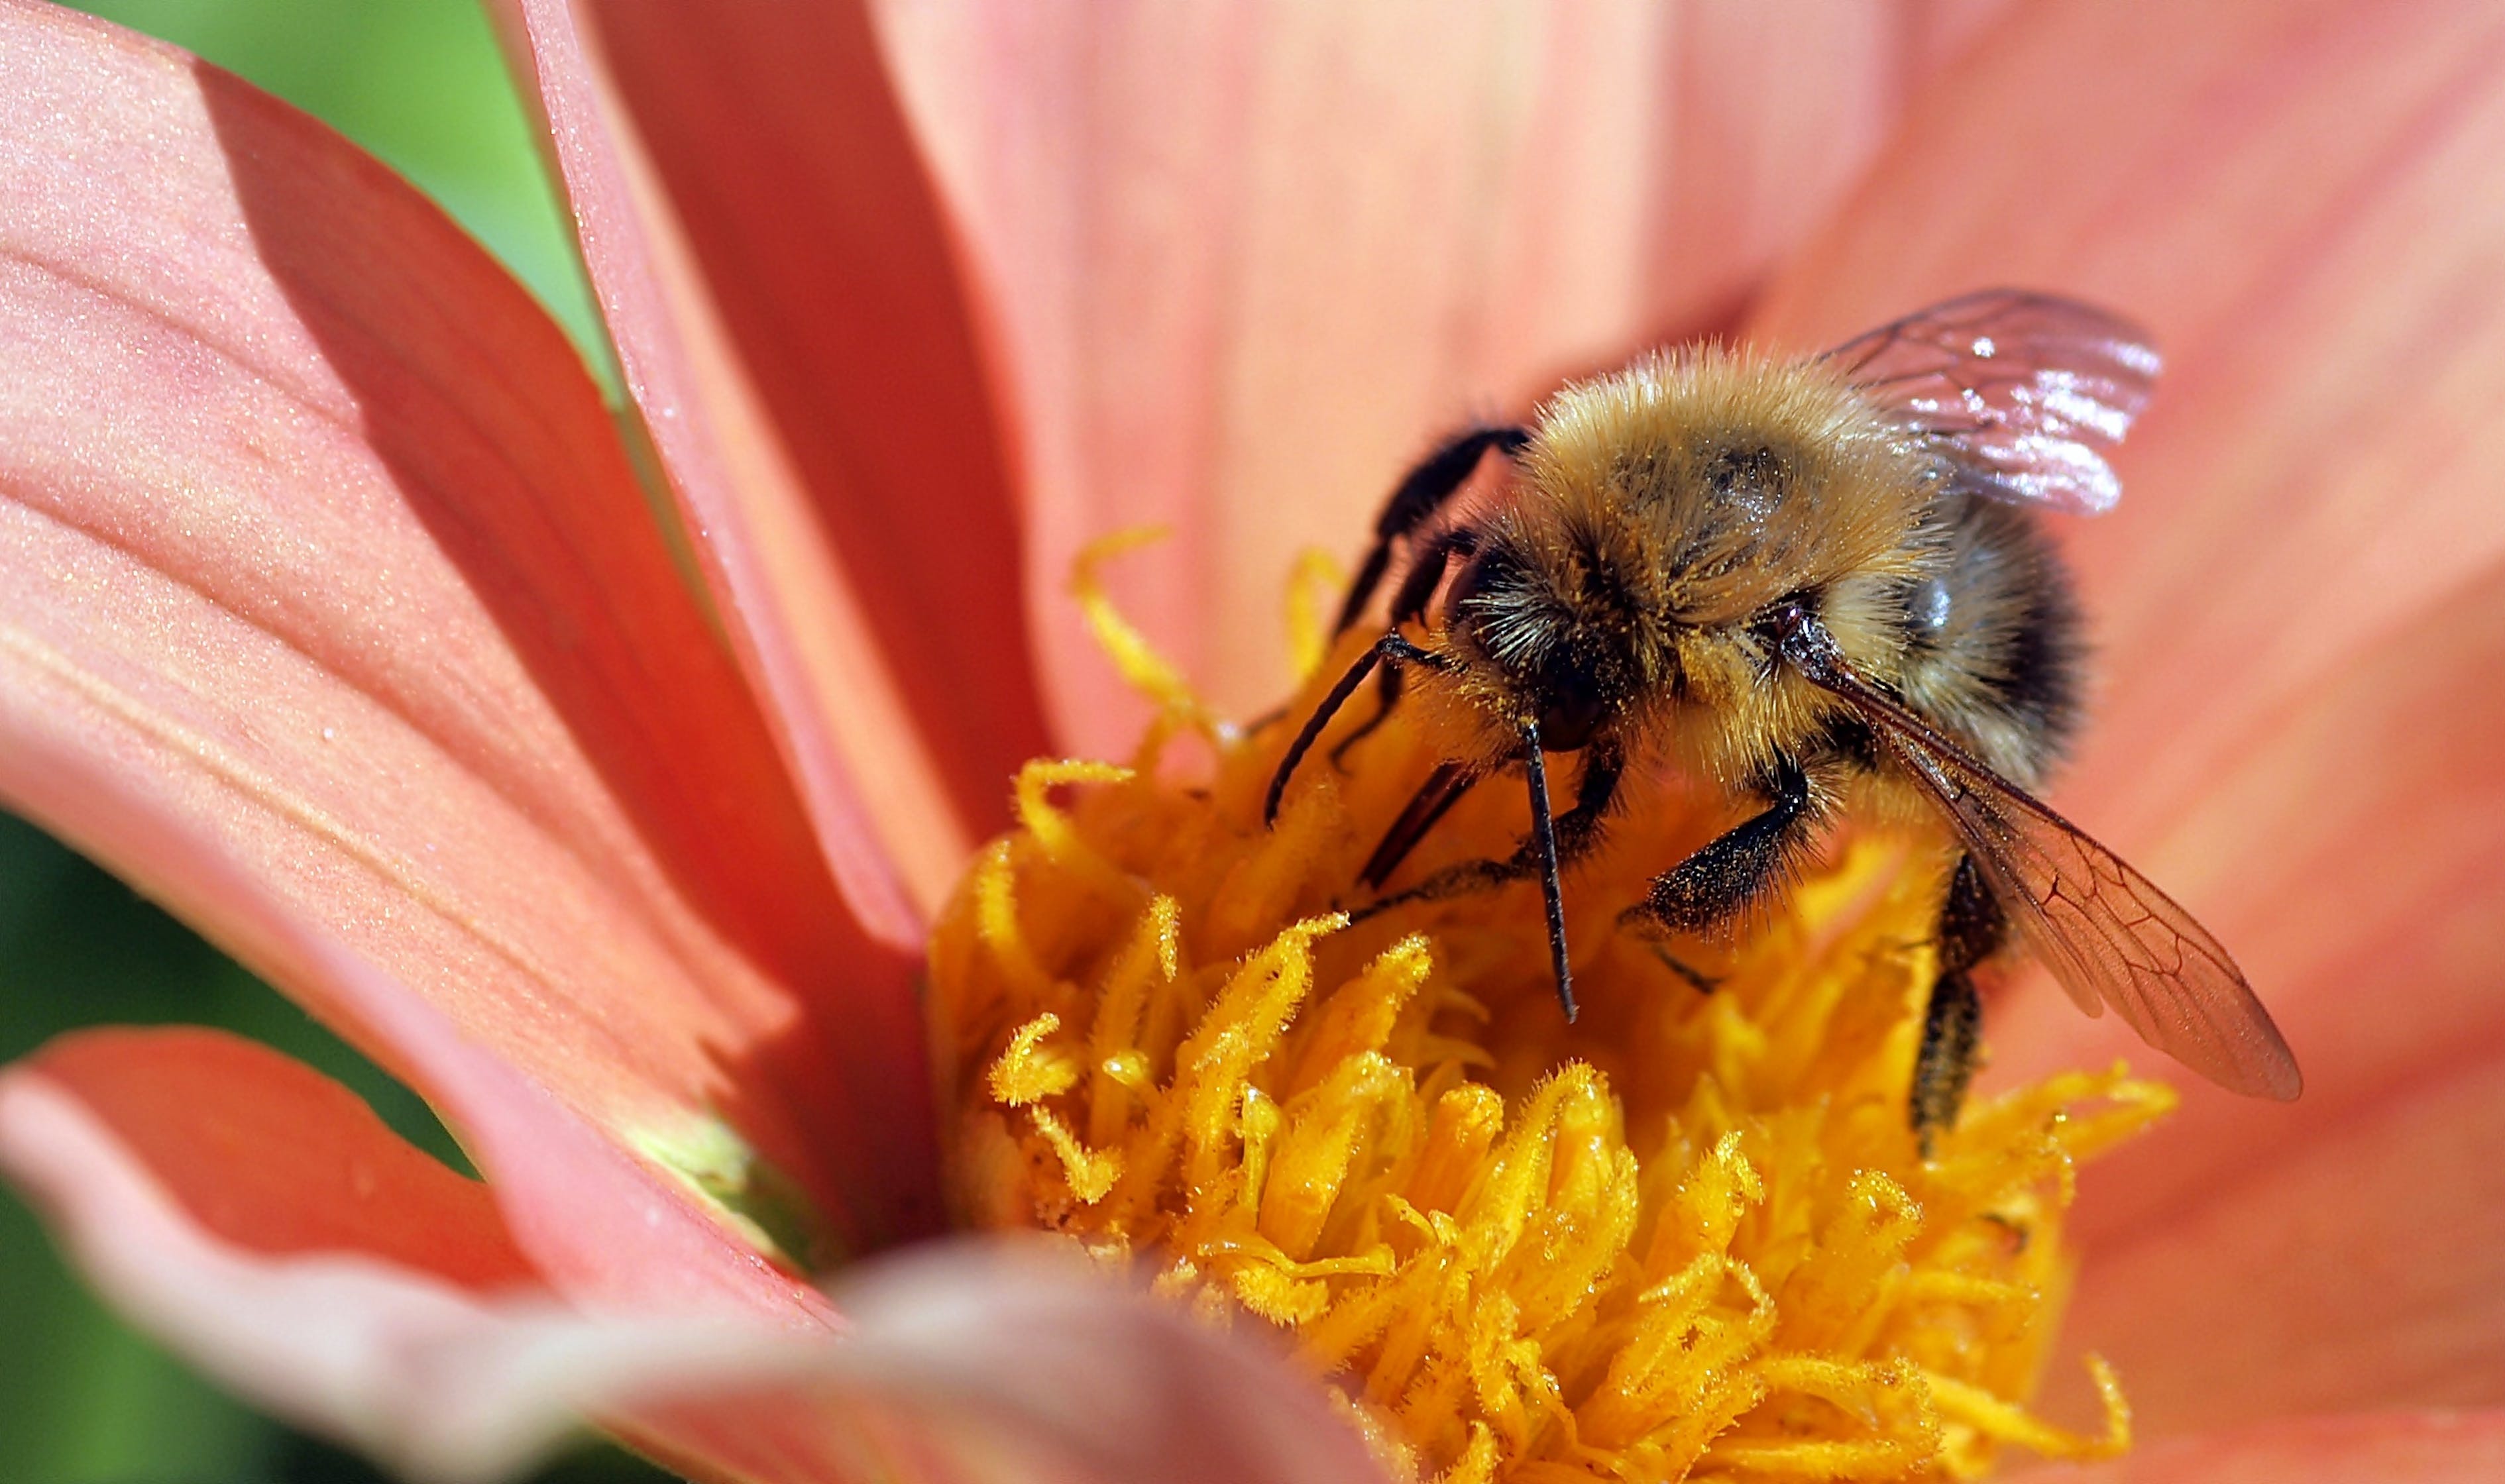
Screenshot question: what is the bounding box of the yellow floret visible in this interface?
[926,538,2171,1481]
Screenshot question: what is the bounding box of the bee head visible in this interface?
[1445,517,1663,751]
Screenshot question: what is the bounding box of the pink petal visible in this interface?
[3,1043,1388,1484]
[573,2,1052,831]
[0,770,832,1321]
[873,2,1923,745]
[641,1242,1396,1484]
[1736,0,2505,1433]
[0,1056,579,1482]
[1902,1,2027,83]
[2009,1410,2505,1483]
[1986,562,2505,1239]
[0,1041,833,1483]
[492,0,1014,913]
[12,1028,537,1291]
[0,5,940,1253]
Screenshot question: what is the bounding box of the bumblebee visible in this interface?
[1267,290,2300,1139]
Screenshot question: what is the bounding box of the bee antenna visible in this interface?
[1264,632,1442,825]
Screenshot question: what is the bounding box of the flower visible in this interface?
[932,572,2169,1480]
[1,1,2503,1481]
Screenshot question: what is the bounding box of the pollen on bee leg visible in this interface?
[926,550,2178,1482]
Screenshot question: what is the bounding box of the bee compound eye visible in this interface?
[1537,692,1603,752]
[1753,595,1812,646]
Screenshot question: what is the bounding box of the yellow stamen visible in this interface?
[930,536,2174,1481]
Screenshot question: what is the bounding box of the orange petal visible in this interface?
[13,1027,537,1292]
[1748,0,2505,845]
[2009,1410,2505,1483]
[492,0,1007,913]
[872,3,1922,745]
[2054,1060,2505,1436]
[2,1049,1389,1484]
[0,7,940,1253]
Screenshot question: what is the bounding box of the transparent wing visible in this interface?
[1805,664,2301,1100]
[1823,289,2160,515]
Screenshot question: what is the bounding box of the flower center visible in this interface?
[926,541,2168,1481]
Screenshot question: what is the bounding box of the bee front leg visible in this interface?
[1336,425,1528,633]
[1622,754,1825,938]
[1911,853,2007,1153]
[1350,739,1624,910]
[1349,737,1626,1021]
[1265,631,1443,825]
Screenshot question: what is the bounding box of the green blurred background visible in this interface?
[5,3,670,1479]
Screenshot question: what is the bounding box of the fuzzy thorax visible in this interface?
[1441,347,1942,787]
[925,546,2169,1481]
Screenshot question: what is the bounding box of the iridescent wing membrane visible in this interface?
[1809,294,2294,1094]
[1825,288,2161,514]
[1804,657,2302,1101]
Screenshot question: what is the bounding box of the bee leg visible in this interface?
[1912,975,1982,1156]
[1912,853,2007,1153]
[1335,425,1529,633]
[1645,949,1722,996]
[1622,755,1822,937]
[1325,663,1405,767]
[1351,740,1626,1020]
[1354,739,1624,906]
[1265,631,1444,825]
[1361,759,1486,887]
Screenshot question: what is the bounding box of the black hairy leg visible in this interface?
[1361,759,1486,887]
[1622,754,1824,939]
[1330,525,1480,767]
[1350,738,1625,915]
[1335,425,1529,634]
[1522,721,1575,1018]
[1911,852,2007,1151]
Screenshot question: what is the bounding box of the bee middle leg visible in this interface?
[1351,738,1626,911]
[1620,753,1827,939]
[1911,853,2006,1153]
